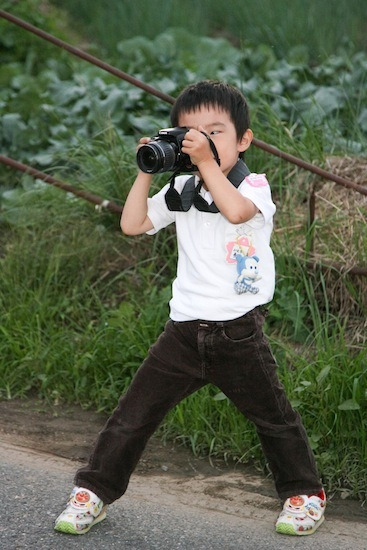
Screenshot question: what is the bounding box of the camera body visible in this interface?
[136,127,196,174]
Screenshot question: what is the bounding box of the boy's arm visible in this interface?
[120,170,154,235]
[197,161,258,224]
[182,128,258,224]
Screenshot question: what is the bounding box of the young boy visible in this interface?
[55,80,326,536]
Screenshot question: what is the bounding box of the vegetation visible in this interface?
[49,0,367,60]
[0,1,366,500]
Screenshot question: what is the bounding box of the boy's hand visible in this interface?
[181,127,214,167]
[137,136,151,150]
[136,137,154,176]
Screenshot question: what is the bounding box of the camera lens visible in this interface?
[137,141,178,173]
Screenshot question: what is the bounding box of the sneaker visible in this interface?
[54,487,107,535]
[275,489,326,536]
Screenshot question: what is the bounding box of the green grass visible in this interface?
[50,0,367,60]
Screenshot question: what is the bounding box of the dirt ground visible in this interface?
[0,398,365,524]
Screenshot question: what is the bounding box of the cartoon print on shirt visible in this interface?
[234,254,260,294]
[225,226,261,295]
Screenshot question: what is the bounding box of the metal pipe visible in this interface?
[0,10,174,105]
[252,138,367,196]
[0,154,122,214]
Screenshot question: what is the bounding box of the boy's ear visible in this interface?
[238,128,253,153]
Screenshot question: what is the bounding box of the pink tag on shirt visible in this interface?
[245,174,268,187]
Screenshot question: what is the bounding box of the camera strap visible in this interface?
[165,158,251,213]
[200,131,221,167]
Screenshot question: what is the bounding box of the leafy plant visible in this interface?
[49,0,367,60]
[1,23,367,191]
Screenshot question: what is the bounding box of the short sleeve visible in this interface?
[239,173,276,228]
[146,183,176,235]
[146,175,193,234]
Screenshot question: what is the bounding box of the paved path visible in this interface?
[0,442,366,550]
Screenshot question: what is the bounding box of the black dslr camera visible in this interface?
[136,127,196,174]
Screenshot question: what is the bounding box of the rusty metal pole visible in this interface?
[0,154,122,214]
[307,181,318,255]
[0,10,175,105]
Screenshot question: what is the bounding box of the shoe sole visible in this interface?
[54,507,107,535]
[276,515,325,536]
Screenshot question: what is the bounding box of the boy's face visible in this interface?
[178,105,252,176]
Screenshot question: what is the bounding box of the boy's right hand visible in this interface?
[137,137,151,150]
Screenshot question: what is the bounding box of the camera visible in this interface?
[136,127,196,174]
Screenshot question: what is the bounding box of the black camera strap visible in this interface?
[201,131,221,167]
[165,158,251,213]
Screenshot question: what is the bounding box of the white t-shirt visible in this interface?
[147,173,276,321]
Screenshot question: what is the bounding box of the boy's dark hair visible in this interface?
[170,80,250,141]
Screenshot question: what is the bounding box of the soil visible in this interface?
[0,397,365,524]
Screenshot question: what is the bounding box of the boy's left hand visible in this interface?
[181,127,214,168]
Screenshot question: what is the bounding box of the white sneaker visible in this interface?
[54,487,107,535]
[275,490,326,535]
